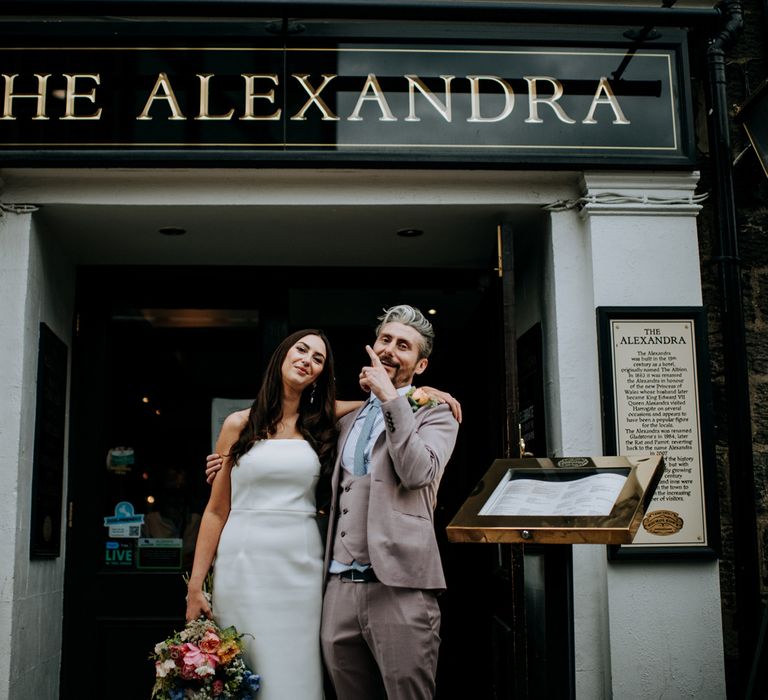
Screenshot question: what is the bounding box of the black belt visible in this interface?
[334,568,378,583]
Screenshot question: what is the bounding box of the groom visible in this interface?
[321,304,459,700]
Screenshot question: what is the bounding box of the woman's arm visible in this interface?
[335,399,364,419]
[334,392,461,422]
[185,415,240,621]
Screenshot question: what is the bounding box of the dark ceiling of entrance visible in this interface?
[34,203,544,268]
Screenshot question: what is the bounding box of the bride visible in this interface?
[186,328,342,699]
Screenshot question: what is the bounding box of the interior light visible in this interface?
[428,308,437,315]
[158,226,187,236]
[396,228,424,238]
[142,396,149,403]
[155,409,161,416]
[146,495,155,504]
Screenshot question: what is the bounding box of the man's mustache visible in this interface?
[379,355,400,370]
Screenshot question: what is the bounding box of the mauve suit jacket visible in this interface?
[323,394,459,591]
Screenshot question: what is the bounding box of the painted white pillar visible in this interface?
[0,208,73,700]
[580,171,724,699]
[0,210,34,700]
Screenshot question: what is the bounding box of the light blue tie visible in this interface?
[353,398,381,476]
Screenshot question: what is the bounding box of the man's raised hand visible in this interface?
[359,345,398,402]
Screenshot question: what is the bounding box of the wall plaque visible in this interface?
[597,307,718,558]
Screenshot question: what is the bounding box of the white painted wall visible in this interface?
[0,209,74,700]
[544,171,725,699]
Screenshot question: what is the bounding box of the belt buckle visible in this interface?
[349,569,365,583]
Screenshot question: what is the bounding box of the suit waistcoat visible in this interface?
[331,472,372,565]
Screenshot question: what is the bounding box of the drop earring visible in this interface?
[310,384,317,405]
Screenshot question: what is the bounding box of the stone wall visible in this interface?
[695,0,768,689]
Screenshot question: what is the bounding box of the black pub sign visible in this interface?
[0,40,693,166]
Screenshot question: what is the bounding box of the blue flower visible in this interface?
[245,671,261,691]
[169,688,184,700]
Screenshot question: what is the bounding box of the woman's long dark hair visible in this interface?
[228,329,338,473]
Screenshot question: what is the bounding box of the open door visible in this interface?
[461,224,574,700]
[491,223,530,699]
[61,267,286,700]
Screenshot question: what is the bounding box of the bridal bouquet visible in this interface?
[150,617,260,699]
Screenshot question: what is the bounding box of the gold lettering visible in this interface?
[290,74,339,121]
[137,72,186,120]
[582,77,630,125]
[467,75,515,123]
[1,73,50,120]
[524,76,576,124]
[61,73,102,120]
[195,74,235,121]
[405,75,454,122]
[240,74,281,121]
[347,74,396,122]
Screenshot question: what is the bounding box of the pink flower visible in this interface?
[199,632,221,654]
[212,680,224,696]
[182,643,207,668]
[169,645,184,660]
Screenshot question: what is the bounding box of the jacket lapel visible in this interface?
[366,430,387,476]
[336,408,361,464]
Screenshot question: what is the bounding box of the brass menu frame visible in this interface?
[446,455,665,546]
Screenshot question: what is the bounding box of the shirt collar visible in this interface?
[366,384,411,408]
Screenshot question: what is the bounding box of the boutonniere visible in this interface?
[406,387,439,412]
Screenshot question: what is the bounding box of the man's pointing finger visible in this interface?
[365,345,382,366]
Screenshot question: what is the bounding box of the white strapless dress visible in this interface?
[212,439,324,700]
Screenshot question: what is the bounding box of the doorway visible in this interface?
[61,262,508,698]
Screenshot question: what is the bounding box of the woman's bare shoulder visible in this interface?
[216,410,249,455]
[222,409,250,432]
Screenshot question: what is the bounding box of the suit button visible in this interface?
[344,485,351,492]
[340,531,346,537]
[342,508,349,514]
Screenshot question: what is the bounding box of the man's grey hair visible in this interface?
[375,304,435,359]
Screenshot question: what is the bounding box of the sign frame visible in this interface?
[446,455,665,545]
[0,22,695,167]
[596,306,719,560]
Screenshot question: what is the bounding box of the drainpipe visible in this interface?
[706,0,760,687]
